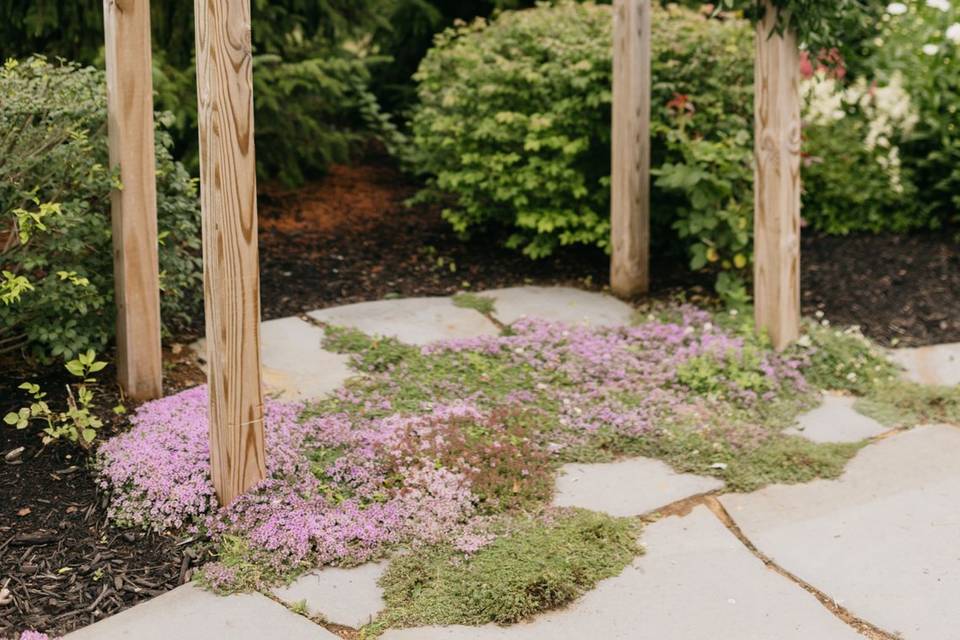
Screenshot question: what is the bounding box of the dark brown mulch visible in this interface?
[801,231,960,347]
[256,161,702,321]
[0,351,206,639]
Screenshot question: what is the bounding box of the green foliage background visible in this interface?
[0,58,201,361]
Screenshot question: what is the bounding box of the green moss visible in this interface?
[452,292,497,316]
[626,425,863,493]
[368,510,640,634]
[855,380,960,428]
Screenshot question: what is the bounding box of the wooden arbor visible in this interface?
[103,0,266,504]
[103,0,801,505]
[610,0,801,349]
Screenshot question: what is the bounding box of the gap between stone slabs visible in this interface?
[720,425,960,640]
[380,506,863,640]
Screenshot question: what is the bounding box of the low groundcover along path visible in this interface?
[17,287,960,640]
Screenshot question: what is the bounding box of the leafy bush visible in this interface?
[800,65,924,234]
[410,2,756,295]
[868,0,960,228]
[0,57,201,361]
[1,0,393,185]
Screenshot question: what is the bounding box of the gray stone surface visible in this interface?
[552,458,723,516]
[273,562,387,628]
[481,286,635,327]
[890,342,960,386]
[308,297,499,345]
[785,394,887,443]
[64,584,336,639]
[382,506,861,640]
[720,425,960,640]
[260,317,353,400]
[193,317,353,401]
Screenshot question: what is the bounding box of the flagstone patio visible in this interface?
[62,287,960,640]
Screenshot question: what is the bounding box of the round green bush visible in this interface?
[0,57,202,362]
[410,1,755,292]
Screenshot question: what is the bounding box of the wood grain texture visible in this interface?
[610,0,651,298]
[753,1,801,351]
[103,0,163,401]
[194,0,266,505]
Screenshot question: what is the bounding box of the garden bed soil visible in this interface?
[256,157,960,348]
[2,155,958,637]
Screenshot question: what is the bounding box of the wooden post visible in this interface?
[103,0,163,401]
[610,0,651,298]
[194,0,266,505]
[753,1,801,350]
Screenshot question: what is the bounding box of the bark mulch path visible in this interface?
[2,157,958,637]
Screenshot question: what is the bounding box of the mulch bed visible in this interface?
[2,154,958,638]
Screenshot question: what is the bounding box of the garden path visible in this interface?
[65,287,960,640]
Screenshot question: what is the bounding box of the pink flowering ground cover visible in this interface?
[97,307,856,593]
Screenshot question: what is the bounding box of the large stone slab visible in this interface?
[785,394,887,443]
[193,317,353,401]
[481,286,635,327]
[260,317,353,400]
[65,584,336,639]
[890,342,960,386]
[273,562,387,629]
[552,458,723,517]
[720,425,960,640]
[308,298,499,345]
[382,506,861,640]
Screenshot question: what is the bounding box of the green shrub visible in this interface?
[800,69,924,234]
[0,57,201,361]
[1,0,393,186]
[868,0,960,228]
[410,2,756,295]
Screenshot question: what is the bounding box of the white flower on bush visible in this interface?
[805,71,916,193]
[923,43,940,54]
[802,71,846,125]
[947,23,960,43]
[927,0,951,10]
[886,2,909,14]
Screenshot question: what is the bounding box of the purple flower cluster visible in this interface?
[97,307,810,587]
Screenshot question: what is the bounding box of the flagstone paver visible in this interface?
[552,458,723,517]
[481,286,635,327]
[272,562,387,629]
[720,425,960,640]
[381,506,862,640]
[191,317,353,401]
[890,342,960,386]
[64,584,337,639]
[308,297,499,345]
[785,394,887,443]
[260,317,354,400]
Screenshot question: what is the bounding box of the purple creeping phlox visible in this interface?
[97,308,810,588]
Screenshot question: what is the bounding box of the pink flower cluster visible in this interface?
[97,308,809,586]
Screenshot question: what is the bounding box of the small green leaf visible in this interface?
[3,412,19,425]
[82,428,97,443]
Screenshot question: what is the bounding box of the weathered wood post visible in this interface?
[102,0,164,401]
[753,0,801,350]
[194,0,267,504]
[610,0,652,298]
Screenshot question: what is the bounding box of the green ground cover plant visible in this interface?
[98,303,939,633]
[370,509,639,632]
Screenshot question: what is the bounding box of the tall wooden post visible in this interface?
[195,0,266,505]
[103,0,163,401]
[753,1,801,350]
[610,0,651,298]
